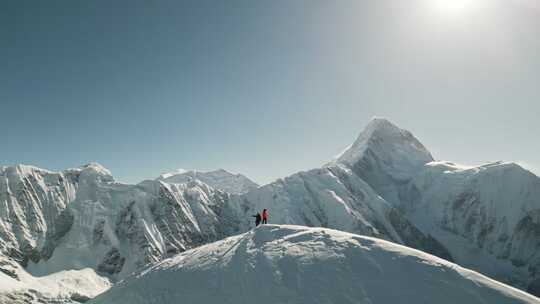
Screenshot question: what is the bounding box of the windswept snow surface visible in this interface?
[0,255,110,303]
[157,168,259,194]
[92,225,539,304]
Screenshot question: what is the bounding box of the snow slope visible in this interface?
[91,225,539,304]
[402,160,540,293]
[227,164,452,261]
[157,168,259,194]
[0,254,110,303]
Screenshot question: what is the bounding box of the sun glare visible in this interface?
[432,0,476,14]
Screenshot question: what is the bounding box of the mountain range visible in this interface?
[1,117,540,303]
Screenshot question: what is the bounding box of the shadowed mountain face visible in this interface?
[2,118,540,300]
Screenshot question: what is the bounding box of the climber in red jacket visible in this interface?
[262,209,268,224]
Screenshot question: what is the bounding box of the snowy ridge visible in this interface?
[226,164,452,261]
[91,225,540,304]
[157,169,188,180]
[157,168,259,194]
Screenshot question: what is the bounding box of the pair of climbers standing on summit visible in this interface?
[252,209,268,227]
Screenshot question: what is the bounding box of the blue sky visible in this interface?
[1,0,539,184]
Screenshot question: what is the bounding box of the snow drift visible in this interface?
[0,254,110,303]
[91,225,539,304]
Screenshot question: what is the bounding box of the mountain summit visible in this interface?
[336,118,434,177]
[92,225,538,304]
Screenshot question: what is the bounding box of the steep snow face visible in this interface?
[228,164,451,261]
[158,169,259,194]
[0,164,78,264]
[26,178,239,279]
[336,118,433,175]
[0,254,110,303]
[401,161,540,293]
[0,163,243,282]
[335,118,434,205]
[91,225,539,304]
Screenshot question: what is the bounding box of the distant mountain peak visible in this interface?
[335,118,433,171]
[0,164,53,177]
[157,168,258,194]
[364,116,401,133]
[81,162,111,173]
[158,168,188,179]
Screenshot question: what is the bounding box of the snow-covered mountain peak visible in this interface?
[158,168,188,179]
[66,162,114,183]
[364,116,402,133]
[157,168,258,194]
[92,225,539,304]
[336,118,433,167]
[0,164,54,178]
[80,162,112,175]
[333,118,433,188]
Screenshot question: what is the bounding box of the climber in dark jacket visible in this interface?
[252,213,262,227]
